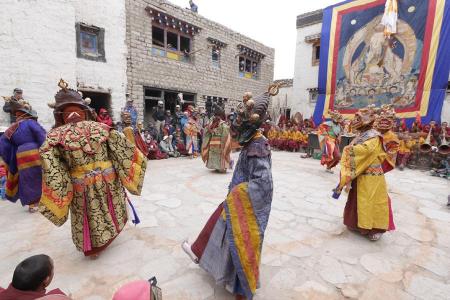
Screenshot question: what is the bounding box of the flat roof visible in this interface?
[296,9,323,29]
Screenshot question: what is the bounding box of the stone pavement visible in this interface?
[0,151,449,300]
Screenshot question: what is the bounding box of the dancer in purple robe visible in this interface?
[182,85,279,300]
[0,100,46,212]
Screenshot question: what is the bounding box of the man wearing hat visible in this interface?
[152,100,165,141]
[2,88,24,124]
[123,94,138,129]
[159,135,179,157]
[38,79,147,257]
[0,99,46,212]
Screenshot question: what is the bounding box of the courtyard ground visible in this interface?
[0,151,449,299]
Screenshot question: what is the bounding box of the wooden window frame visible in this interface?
[238,55,260,79]
[312,41,320,66]
[76,23,106,62]
[151,24,191,56]
[211,46,221,68]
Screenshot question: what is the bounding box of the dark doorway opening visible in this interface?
[164,92,178,113]
[81,91,112,116]
[143,87,196,125]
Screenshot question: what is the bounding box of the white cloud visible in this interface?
[168,0,338,79]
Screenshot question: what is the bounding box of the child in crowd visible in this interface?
[0,254,67,300]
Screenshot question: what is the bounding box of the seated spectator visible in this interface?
[113,278,161,300]
[160,135,180,158]
[144,131,168,160]
[0,254,66,300]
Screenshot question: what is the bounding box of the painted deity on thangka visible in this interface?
[333,4,428,110]
[182,85,279,300]
[38,80,147,257]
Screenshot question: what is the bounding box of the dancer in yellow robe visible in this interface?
[334,106,395,241]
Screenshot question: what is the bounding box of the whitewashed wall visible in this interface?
[74,0,127,122]
[271,85,294,122]
[0,0,76,129]
[292,23,322,119]
[442,93,450,122]
[0,0,127,129]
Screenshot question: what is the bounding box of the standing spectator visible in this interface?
[184,111,200,158]
[189,0,198,13]
[152,101,165,141]
[0,254,67,300]
[2,88,23,124]
[197,110,209,150]
[123,96,138,129]
[96,108,113,127]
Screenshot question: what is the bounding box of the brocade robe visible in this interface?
[39,121,147,255]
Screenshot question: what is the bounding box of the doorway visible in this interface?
[80,91,112,116]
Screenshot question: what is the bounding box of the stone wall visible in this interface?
[0,0,127,129]
[126,0,274,123]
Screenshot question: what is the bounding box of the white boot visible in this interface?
[182,240,199,264]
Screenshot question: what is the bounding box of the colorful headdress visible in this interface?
[351,105,377,130]
[121,111,132,125]
[329,110,343,123]
[374,104,396,131]
[231,84,279,145]
[212,102,225,118]
[5,98,38,119]
[48,79,94,126]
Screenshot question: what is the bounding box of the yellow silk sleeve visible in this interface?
[108,130,147,195]
[339,137,384,189]
[38,141,73,226]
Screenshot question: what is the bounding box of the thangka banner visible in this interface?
[313,0,450,125]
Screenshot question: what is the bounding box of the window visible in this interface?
[180,36,191,53]
[309,88,319,103]
[238,56,260,79]
[212,47,220,68]
[312,41,320,66]
[152,26,164,47]
[239,57,245,72]
[166,31,178,51]
[207,38,227,69]
[151,25,192,62]
[76,23,105,62]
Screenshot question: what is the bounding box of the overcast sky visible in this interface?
[168,0,338,79]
